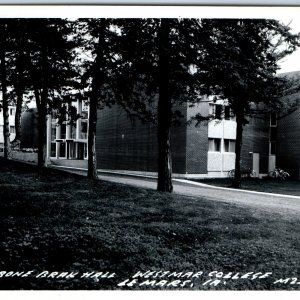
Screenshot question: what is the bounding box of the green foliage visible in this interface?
[195,19,300,187]
[197,19,300,115]
[112,19,206,123]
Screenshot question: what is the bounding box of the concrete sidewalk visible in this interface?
[99,173,300,216]
[47,166,300,219]
[50,165,300,217]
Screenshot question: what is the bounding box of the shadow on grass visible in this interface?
[1,158,300,290]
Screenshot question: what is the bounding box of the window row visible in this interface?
[208,138,236,153]
[0,125,15,134]
[50,120,88,141]
[209,104,232,120]
[50,141,87,159]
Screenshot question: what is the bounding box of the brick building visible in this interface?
[277,103,300,179]
[46,93,298,179]
[95,97,271,178]
[78,72,300,179]
[0,106,16,153]
[20,108,39,149]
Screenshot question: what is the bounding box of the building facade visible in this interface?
[20,108,39,149]
[46,99,89,169]
[95,97,271,178]
[277,107,300,179]
[0,106,16,153]
[43,94,299,179]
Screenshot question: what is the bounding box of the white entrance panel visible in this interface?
[252,153,259,177]
[268,155,276,172]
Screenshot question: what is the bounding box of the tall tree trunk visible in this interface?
[87,98,98,179]
[0,29,11,159]
[14,91,23,144]
[35,47,48,172]
[87,20,106,179]
[232,107,244,188]
[157,19,173,193]
[35,87,47,171]
[13,51,25,145]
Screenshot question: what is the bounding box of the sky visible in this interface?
[277,18,300,74]
[0,5,299,73]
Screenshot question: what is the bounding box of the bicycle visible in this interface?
[228,168,256,178]
[268,167,290,180]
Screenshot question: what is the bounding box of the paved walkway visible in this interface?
[50,165,300,218]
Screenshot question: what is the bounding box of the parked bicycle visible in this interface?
[228,168,256,178]
[268,167,290,181]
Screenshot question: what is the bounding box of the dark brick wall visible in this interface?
[96,103,187,174]
[170,103,187,174]
[95,101,272,176]
[20,109,39,148]
[242,115,270,173]
[186,102,209,174]
[96,105,157,172]
[277,108,300,179]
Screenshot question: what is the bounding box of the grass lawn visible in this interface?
[190,178,300,197]
[1,159,300,290]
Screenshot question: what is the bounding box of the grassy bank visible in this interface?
[0,159,300,290]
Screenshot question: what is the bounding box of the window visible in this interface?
[70,124,76,139]
[270,142,276,155]
[51,127,56,141]
[270,112,277,127]
[215,105,222,119]
[270,127,277,142]
[224,139,236,152]
[80,120,88,139]
[51,120,57,141]
[209,103,214,115]
[209,138,221,152]
[69,142,77,159]
[82,101,89,112]
[9,126,15,134]
[210,104,232,120]
[60,124,66,139]
[59,142,66,158]
[84,143,88,159]
[81,111,88,119]
[9,108,15,116]
[50,142,56,157]
[224,106,230,120]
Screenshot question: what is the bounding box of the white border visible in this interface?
[2,291,300,300]
[1,4,300,299]
[0,0,300,4]
[0,5,299,19]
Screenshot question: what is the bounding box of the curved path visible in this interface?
[50,165,300,218]
[96,172,300,218]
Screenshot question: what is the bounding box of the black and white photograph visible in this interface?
[1,2,300,297]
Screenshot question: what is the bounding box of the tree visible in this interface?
[113,18,204,192]
[0,21,11,159]
[23,19,77,171]
[198,19,300,187]
[0,19,33,151]
[79,19,120,179]
[156,19,173,192]
[9,19,31,146]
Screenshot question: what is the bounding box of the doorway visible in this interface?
[252,153,259,177]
